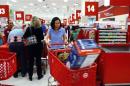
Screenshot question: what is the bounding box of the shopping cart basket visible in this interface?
[0,51,16,80]
[48,45,97,86]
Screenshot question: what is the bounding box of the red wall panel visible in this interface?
[110,0,130,6]
[99,6,129,18]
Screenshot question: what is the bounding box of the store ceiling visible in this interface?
[0,0,104,20]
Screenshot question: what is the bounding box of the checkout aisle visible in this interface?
[1,0,130,86]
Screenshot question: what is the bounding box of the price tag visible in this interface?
[0,5,9,17]
[85,2,98,16]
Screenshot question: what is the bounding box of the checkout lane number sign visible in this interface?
[85,2,98,16]
[0,5,9,17]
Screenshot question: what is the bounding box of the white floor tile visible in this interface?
[0,69,51,86]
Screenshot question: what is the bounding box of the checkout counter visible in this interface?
[98,46,130,85]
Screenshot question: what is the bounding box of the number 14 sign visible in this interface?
[85,2,98,16]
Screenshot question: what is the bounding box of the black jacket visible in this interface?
[23,27,44,43]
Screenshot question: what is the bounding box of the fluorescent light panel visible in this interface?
[104,0,110,6]
[38,0,43,2]
[11,0,17,2]
[64,0,68,2]
[52,3,56,6]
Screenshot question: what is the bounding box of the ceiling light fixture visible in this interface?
[11,0,17,2]
[38,0,43,2]
[43,6,47,8]
[104,0,110,6]
[64,0,68,2]
[52,3,56,6]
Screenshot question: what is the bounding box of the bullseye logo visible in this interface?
[83,73,88,78]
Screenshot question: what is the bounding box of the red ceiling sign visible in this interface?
[25,14,32,21]
[99,6,129,18]
[0,5,9,17]
[15,11,24,20]
[110,0,130,6]
[85,2,98,16]
[76,10,81,20]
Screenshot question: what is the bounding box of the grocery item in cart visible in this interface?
[57,52,69,63]
[48,48,97,86]
[76,39,99,50]
[67,47,99,69]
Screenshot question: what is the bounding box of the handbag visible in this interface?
[26,27,37,46]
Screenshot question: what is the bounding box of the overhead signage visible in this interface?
[15,11,24,20]
[0,5,9,17]
[85,2,98,16]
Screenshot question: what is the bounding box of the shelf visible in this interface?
[99,39,126,41]
[99,36,126,38]
[99,30,127,32]
[98,44,130,47]
[99,33,126,35]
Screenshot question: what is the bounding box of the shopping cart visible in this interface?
[0,50,16,86]
[48,43,97,86]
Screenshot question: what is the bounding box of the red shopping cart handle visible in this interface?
[50,43,68,45]
[48,43,70,50]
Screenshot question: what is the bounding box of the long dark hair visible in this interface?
[50,17,61,29]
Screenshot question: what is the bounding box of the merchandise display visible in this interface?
[98,28,127,44]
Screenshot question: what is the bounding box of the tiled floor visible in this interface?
[0,69,51,86]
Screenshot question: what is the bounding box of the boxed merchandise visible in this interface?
[66,39,101,69]
[74,39,101,56]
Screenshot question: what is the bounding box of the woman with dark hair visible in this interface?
[23,16,44,81]
[46,17,67,49]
